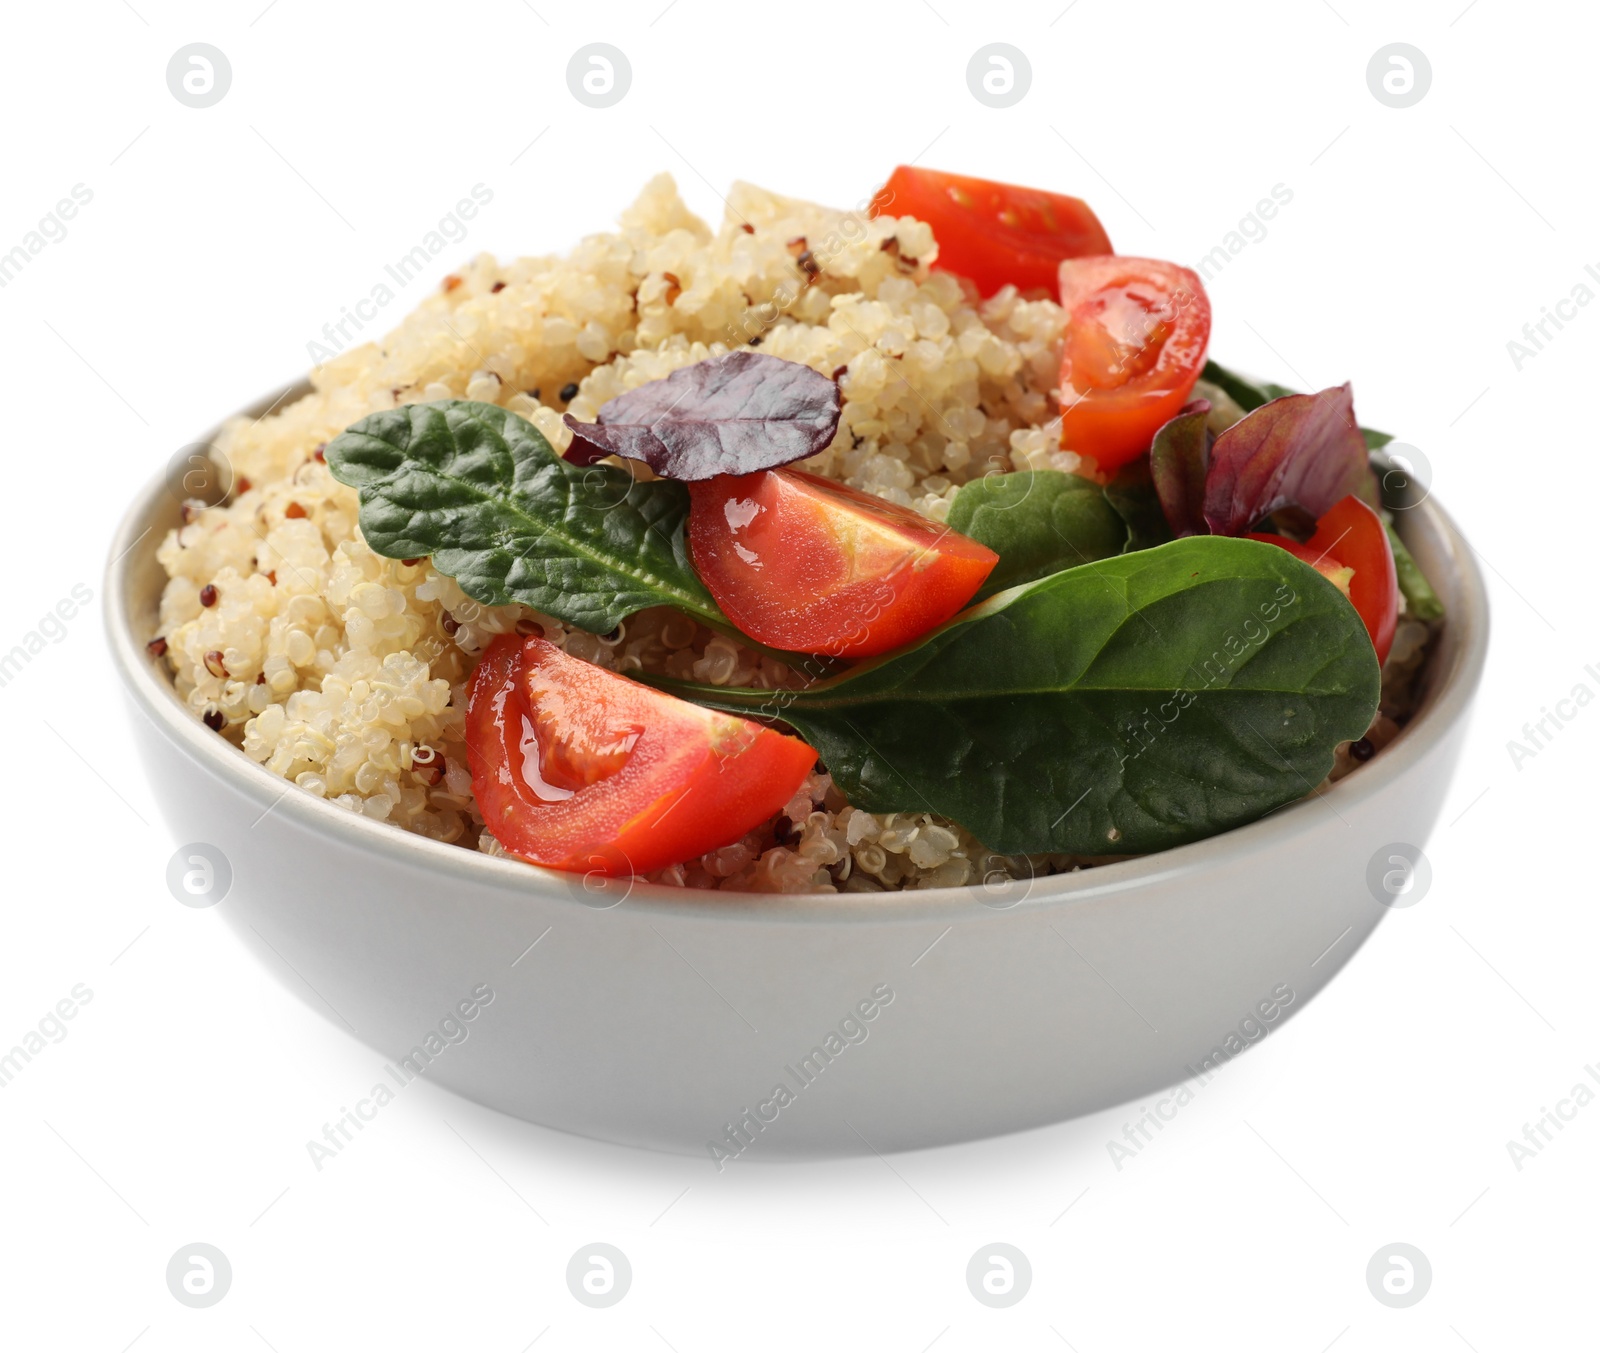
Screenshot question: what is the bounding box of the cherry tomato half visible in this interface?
[688,469,998,659]
[1057,256,1212,472]
[871,166,1113,299]
[466,635,815,875]
[1248,494,1398,663]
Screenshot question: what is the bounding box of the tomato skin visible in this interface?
[688,469,998,659]
[1306,495,1397,664]
[466,635,815,876]
[1056,256,1212,471]
[872,166,1113,299]
[1247,494,1398,663]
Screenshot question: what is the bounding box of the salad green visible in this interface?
[326,400,721,636]
[653,537,1379,856]
[323,356,1435,862]
[945,469,1126,599]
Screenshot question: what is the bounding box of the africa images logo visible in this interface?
[707,984,894,1168]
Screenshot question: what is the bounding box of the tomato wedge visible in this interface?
[1057,256,1211,472]
[1248,495,1398,663]
[687,469,997,659]
[871,166,1112,299]
[466,635,815,875]
[1305,495,1397,663]
[1245,534,1355,593]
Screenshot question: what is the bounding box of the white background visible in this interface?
[1,0,1594,1348]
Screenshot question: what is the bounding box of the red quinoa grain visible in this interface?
[411,744,445,786]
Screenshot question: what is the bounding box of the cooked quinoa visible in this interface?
[153,175,1434,893]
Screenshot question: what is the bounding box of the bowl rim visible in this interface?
[106,382,1491,925]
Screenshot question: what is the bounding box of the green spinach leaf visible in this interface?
[946,470,1126,599]
[1362,426,1394,452]
[657,536,1380,856]
[1386,524,1445,622]
[1201,359,1287,412]
[326,400,723,635]
[1370,447,1445,621]
[1103,458,1176,553]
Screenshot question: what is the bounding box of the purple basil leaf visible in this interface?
[562,351,841,481]
[1149,399,1211,538]
[1201,383,1371,536]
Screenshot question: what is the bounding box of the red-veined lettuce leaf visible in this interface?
[1201,383,1370,536]
[1149,399,1211,538]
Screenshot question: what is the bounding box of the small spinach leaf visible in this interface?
[1103,458,1176,553]
[946,470,1126,599]
[657,536,1379,856]
[1371,447,1444,617]
[326,400,723,635]
[1386,524,1445,622]
[1201,358,1280,412]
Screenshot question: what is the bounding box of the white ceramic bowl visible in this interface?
[107,386,1488,1158]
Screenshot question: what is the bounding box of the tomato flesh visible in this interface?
[1248,494,1398,663]
[466,635,815,875]
[688,469,997,659]
[871,166,1112,299]
[1057,256,1212,471]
